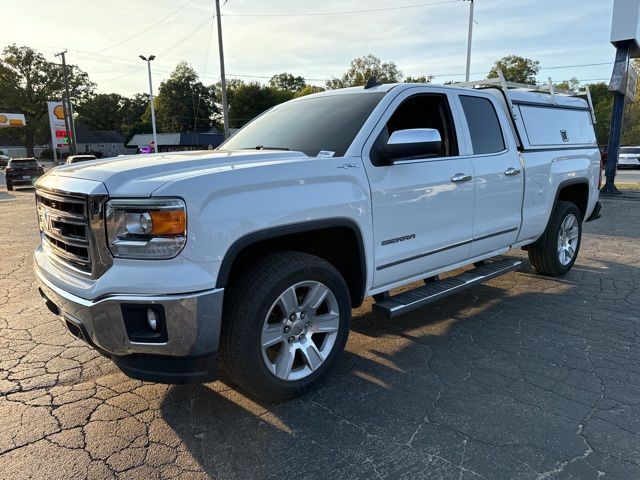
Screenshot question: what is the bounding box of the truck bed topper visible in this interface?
[455,70,597,150]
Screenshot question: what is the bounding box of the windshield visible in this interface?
[620,147,640,155]
[219,92,386,157]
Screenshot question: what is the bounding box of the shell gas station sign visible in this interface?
[0,113,26,128]
[47,101,71,149]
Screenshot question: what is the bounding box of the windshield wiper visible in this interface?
[242,146,290,151]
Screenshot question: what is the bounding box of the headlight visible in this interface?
[106,199,186,259]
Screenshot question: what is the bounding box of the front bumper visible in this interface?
[35,267,224,384]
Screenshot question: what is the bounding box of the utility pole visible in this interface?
[464,0,475,82]
[55,50,76,155]
[69,102,78,153]
[139,55,159,154]
[215,0,230,139]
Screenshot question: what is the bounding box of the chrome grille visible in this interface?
[36,190,93,274]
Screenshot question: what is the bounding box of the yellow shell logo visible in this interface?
[53,105,65,120]
[0,115,7,123]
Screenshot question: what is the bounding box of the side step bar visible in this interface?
[373,257,522,319]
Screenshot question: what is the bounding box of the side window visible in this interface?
[372,94,458,164]
[459,95,505,155]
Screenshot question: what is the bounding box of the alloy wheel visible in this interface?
[260,281,340,381]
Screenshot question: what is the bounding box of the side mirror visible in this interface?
[377,128,442,163]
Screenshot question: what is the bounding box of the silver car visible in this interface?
[618,146,640,169]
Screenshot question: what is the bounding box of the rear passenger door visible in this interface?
[457,94,523,257]
[361,88,476,290]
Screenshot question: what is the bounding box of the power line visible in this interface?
[100,18,213,85]
[427,61,615,79]
[158,17,213,57]
[542,62,612,70]
[77,0,199,60]
[222,0,460,17]
[192,14,216,142]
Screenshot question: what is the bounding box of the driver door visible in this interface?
[361,88,476,290]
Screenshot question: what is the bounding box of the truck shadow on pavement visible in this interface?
[158,258,640,479]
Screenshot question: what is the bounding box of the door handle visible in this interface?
[504,167,521,176]
[450,173,473,183]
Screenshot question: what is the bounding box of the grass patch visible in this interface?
[615,183,640,191]
[616,182,640,192]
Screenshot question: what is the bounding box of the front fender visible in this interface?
[153,157,374,290]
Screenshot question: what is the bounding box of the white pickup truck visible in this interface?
[34,78,601,401]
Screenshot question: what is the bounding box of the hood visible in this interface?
[48,150,309,196]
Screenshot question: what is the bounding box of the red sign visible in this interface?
[55,129,72,138]
[55,129,72,147]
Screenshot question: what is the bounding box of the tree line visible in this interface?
[0,44,634,156]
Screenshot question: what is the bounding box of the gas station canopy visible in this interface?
[0,113,26,128]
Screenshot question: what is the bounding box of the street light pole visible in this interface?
[464,0,475,82]
[140,55,158,154]
[215,0,230,139]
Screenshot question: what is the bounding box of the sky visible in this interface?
[2,0,619,96]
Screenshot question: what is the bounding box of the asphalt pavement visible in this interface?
[1,185,639,479]
[616,169,640,184]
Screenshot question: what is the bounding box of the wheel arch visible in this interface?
[554,178,590,221]
[216,219,367,307]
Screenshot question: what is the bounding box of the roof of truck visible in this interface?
[301,82,590,110]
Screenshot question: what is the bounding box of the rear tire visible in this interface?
[528,201,582,276]
[6,181,13,191]
[219,251,351,401]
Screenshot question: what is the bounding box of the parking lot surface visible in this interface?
[1,186,639,479]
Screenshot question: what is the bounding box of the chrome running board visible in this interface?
[373,257,523,319]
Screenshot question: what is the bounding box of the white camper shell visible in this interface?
[457,77,598,151]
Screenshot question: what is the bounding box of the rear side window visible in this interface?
[460,95,505,155]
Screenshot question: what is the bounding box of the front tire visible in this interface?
[6,181,13,191]
[528,201,582,276]
[219,251,351,401]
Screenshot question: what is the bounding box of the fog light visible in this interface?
[147,309,158,331]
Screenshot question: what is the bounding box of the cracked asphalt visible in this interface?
[1,185,639,479]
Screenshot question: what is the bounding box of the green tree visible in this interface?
[77,92,151,141]
[153,62,217,132]
[269,73,306,93]
[404,75,432,83]
[583,82,612,145]
[551,78,614,145]
[487,55,540,84]
[294,85,325,98]
[0,44,94,155]
[76,93,127,131]
[326,54,402,89]
[224,81,294,128]
[554,77,581,92]
[120,93,151,140]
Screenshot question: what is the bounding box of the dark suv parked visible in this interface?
[5,158,45,191]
